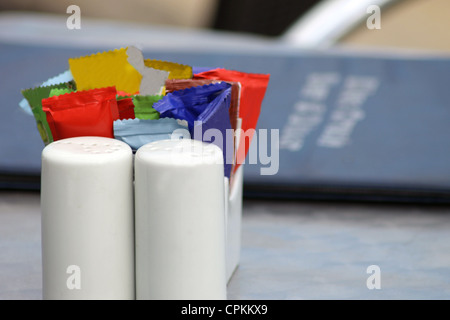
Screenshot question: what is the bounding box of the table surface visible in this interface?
[2,190,450,300]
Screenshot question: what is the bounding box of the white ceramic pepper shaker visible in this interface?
[134,139,227,300]
[40,136,135,300]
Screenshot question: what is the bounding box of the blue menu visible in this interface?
[2,43,450,202]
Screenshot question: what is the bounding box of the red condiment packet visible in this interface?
[111,100,120,121]
[42,87,117,141]
[165,79,219,93]
[194,68,270,172]
[117,90,132,97]
[117,97,135,120]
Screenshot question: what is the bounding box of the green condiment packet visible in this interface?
[21,81,75,145]
[133,95,163,120]
[49,87,75,97]
[117,95,132,100]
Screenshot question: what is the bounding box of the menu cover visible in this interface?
[2,42,450,203]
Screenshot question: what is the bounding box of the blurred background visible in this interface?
[2,0,450,301]
[1,0,450,52]
[1,0,450,197]
[0,0,318,34]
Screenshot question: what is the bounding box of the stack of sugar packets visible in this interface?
[20,46,270,182]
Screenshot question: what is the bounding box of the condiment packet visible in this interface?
[165,79,241,131]
[117,97,135,120]
[69,47,142,95]
[133,95,163,120]
[42,87,117,141]
[165,78,242,180]
[113,118,188,151]
[194,68,270,172]
[126,47,169,95]
[50,86,120,121]
[165,78,220,93]
[49,87,74,97]
[41,70,74,87]
[19,70,74,115]
[21,81,76,144]
[144,59,192,80]
[153,82,233,177]
[68,46,169,96]
[153,82,230,126]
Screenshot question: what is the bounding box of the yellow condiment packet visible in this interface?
[68,47,142,95]
[144,59,193,80]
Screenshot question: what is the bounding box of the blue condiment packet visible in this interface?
[113,118,188,151]
[152,82,233,178]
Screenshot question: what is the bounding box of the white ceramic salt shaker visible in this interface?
[134,139,227,300]
[40,136,135,300]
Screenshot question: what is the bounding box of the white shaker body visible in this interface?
[135,139,227,300]
[41,137,135,300]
